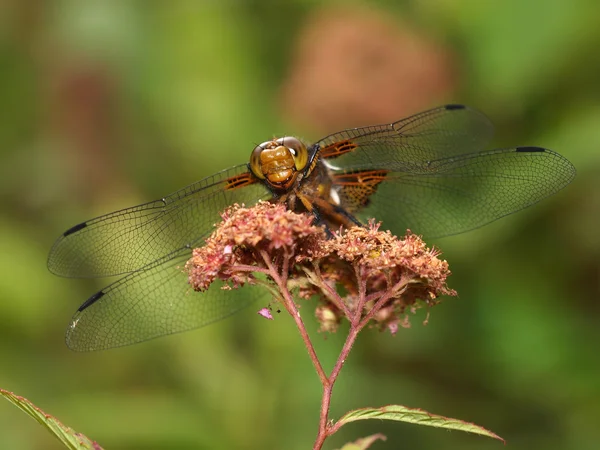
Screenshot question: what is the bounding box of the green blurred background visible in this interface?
[1,1,598,449]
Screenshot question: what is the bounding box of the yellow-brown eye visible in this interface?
[249,144,266,179]
[277,136,308,171]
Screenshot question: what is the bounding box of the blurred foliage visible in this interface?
[0,1,598,449]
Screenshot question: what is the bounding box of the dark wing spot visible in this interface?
[445,104,466,111]
[516,146,546,153]
[78,290,105,312]
[63,222,87,237]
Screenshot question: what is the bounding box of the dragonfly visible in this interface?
[48,104,576,351]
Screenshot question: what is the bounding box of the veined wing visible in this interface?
[65,248,266,351]
[332,147,575,238]
[48,165,269,278]
[315,104,495,171]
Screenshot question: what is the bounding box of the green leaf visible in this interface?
[1,388,102,449]
[336,405,504,443]
[336,433,386,450]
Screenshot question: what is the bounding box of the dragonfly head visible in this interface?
[249,136,309,190]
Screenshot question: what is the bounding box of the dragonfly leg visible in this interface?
[332,204,364,228]
[309,206,335,238]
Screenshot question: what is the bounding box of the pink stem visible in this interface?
[258,250,328,386]
[313,321,362,449]
[229,264,271,275]
[311,264,351,318]
[359,277,410,329]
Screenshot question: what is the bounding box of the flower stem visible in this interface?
[285,289,328,385]
[313,324,361,450]
[259,250,328,386]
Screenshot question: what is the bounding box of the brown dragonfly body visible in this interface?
[48,104,576,351]
[226,135,372,231]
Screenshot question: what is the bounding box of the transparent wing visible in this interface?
[48,165,270,278]
[65,249,266,351]
[335,147,575,238]
[316,104,495,170]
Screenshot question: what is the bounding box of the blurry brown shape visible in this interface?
[280,6,456,134]
[48,60,131,204]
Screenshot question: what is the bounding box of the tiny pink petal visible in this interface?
[258,308,273,320]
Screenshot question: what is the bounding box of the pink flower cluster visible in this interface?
[185,202,455,333]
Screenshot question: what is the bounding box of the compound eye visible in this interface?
[249,144,266,179]
[279,136,308,171]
